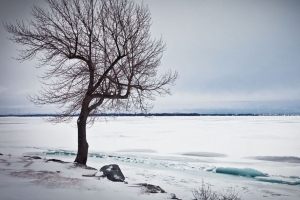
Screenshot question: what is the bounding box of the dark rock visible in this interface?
[100,164,125,182]
[30,156,42,159]
[82,172,98,177]
[0,153,3,156]
[46,158,68,163]
[138,183,166,193]
[168,193,182,199]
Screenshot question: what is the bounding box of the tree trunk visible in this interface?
[74,110,89,165]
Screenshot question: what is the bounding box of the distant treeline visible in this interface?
[0,113,298,117]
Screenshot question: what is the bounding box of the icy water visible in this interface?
[1,116,300,199]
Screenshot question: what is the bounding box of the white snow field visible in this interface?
[0,116,300,199]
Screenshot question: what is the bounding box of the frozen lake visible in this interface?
[0,116,300,199]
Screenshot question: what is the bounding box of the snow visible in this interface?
[1,116,300,199]
[0,154,169,200]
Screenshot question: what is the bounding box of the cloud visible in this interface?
[1,0,300,114]
[14,90,32,95]
[152,87,300,112]
[0,86,7,94]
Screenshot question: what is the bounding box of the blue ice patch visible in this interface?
[216,167,267,177]
[255,176,300,185]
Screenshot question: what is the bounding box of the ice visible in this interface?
[204,166,216,171]
[46,149,77,156]
[1,116,300,159]
[1,116,300,199]
[42,149,300,187]
[251,156,300,163]
[255,176,300,185]
[216,167,267,177]
[182,152,227,157]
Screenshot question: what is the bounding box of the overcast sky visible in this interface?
[0,0,300,114]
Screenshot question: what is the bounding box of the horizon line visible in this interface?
[0,112,299,117]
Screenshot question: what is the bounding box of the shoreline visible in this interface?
[1,151,300,200]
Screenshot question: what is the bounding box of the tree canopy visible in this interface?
[5,0,177,123]
[5,0,177,164]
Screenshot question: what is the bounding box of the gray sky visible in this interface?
[0,0,300,114]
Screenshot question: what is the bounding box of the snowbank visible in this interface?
[0,154,172,200]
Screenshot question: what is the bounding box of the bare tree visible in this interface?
[4,0,178,164]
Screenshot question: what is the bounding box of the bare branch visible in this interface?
[4,0,178,123]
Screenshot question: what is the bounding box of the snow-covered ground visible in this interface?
[0,116,300,199]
